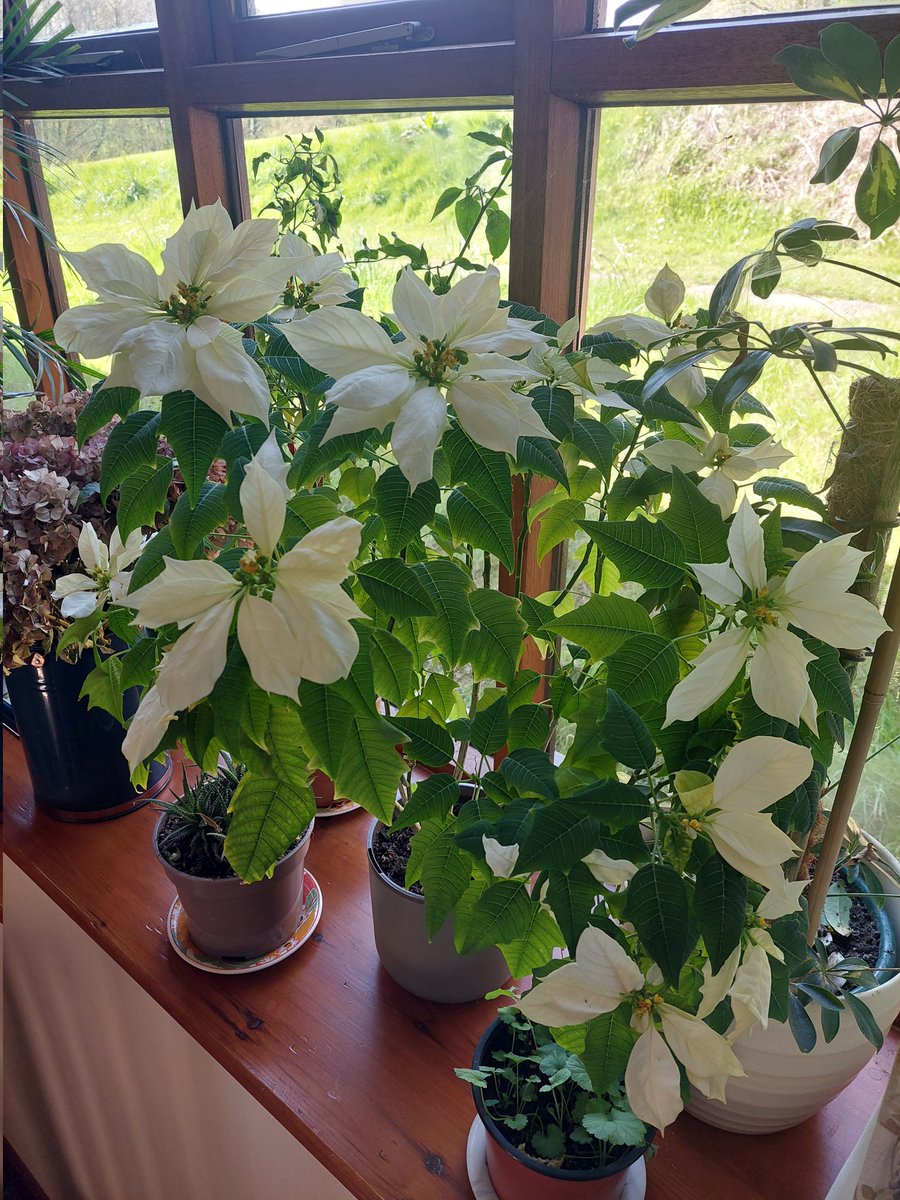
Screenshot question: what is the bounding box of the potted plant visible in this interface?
[154,761,315,960]
[459,1006,653,1200]
[367,779,511,1003]
[51,149,896,1146]
[1,389,171,819]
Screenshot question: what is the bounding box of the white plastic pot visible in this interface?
[688,841,900,1134]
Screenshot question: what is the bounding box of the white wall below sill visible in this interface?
[3,859,355,1200]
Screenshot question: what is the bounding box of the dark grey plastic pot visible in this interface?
[366,813,510,1004]
[154,813,314,960]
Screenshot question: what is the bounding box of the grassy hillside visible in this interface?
[26,108,900,846]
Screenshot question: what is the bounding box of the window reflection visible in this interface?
[38,0,157,38]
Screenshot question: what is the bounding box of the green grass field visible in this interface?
[24,108,900,850]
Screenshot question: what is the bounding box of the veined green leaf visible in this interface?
[581,1012,636,1095]
[160,391,229,505]
[753,477,827,518]
[547,595,654,659]
[390,715,454,766]
[694,855,748,972]
[117,458,173,539]
[598,690,656,771]
[508,703,551,752]
[470,695,510,755]
[374,467,440,554]
[447,487,515,570]
[605,633,679,707]
[460,880,534,953]
[392,775,459,830]
[445,426,512,515]
[499,904,564,976]
[624,862,694,986]
[169,482,228,557]
[536,498,585,564]
[369,629,413,708]
[421,831,472,939]
[100,410,160,502]
[333,710,407,824]
[501,748,558,799]
[356,558,436,618]
[76,385,138,443]
[546,864,602,949]
[464,589,526,685]
[225,772,314,883]
[412,559,477,666]
[661,468,729,563]
[580,517,686,589]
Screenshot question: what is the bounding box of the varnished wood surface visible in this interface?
[552,9,900,105]
[4,729,896,1200]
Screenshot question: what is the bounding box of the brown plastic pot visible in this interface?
[154,813,314,959]
[366,807,510,1003]
[311,769,349,810]
[472,1020,652,1200]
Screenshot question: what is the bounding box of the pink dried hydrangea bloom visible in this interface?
[2,391,115,670]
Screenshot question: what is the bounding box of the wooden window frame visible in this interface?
[5,0,898,658]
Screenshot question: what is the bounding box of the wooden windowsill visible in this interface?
[3,729,896,1200]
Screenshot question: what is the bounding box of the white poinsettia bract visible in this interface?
[673,735,811,892]
[643,423,792,516]
[53,523,144,618]
[119,433,365,770]
[54,201,301,423]
[517,926,744,1131]
[665,499,890,729]
[283,265,552,490]
[274,232,356,322]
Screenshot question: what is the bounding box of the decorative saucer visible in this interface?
[314,798,360,819]
[465,1117,647,1200]
[166,868,322,974]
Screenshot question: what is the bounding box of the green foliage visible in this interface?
[775,24,900,238]
[456,1011,646,1170]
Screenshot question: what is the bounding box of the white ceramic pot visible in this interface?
[688,842,900,1134]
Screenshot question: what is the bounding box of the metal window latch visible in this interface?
[256,21,435,60]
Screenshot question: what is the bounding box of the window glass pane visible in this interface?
[33,116,182,368]
[243,110,512,314]
[39,0,157,38]
[247,1,395,13]
[597,0,897,28]
[586,99,899,849]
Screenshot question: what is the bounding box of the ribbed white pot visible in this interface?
[688,845,900,1134]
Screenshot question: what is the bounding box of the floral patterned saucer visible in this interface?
[166,868,322,974]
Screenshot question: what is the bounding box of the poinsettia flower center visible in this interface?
[632,993,664,1018]
[411,336,469,384]
[283,278,319,310]
[161,280,212,324]
[747,584,782,629]
[234,549,277,593]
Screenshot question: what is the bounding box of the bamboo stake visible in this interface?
[806,559,900,944]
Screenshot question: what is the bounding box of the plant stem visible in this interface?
[806,558,900,944]
[554,542,593,605]
[513,473,533,598]
[445,160,511,288]
[826,259,900,291]
[803,362,849,436]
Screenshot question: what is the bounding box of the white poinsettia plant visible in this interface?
[55,172,893,1135]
